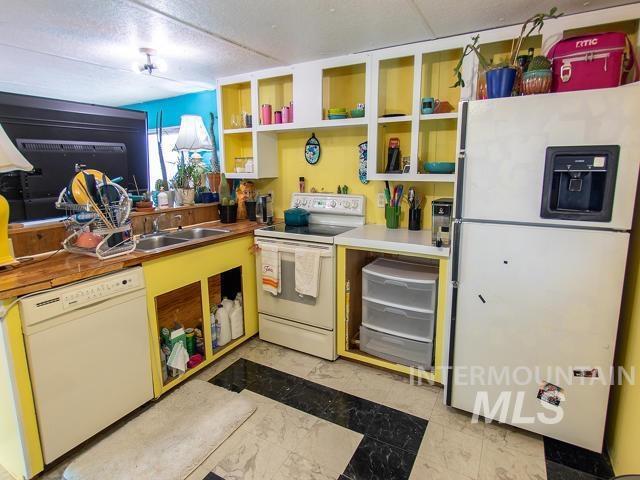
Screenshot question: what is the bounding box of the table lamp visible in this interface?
[0,124,34,267]
[174,115,212,151]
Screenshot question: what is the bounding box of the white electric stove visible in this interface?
[254,193,365,359]
[254,193,366,244]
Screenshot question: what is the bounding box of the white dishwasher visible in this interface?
[19,267,153,464]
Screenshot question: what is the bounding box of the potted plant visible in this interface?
[171,158,197,206]
[452,7,562,98]
[207,112,221,193]
[522,55,553,95]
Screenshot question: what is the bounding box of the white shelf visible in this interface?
[369,172,455,182]
[419,112,458,121]
[416,173,456,182]
[377,115,412,124]
[319,117,368,127]
[256,122,298,132]
[223,128,252,134]
[256,117,368,133]
[224,171,259,179]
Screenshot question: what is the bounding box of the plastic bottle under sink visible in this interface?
[221,297,234,313]
[230,299,244,339]
[216,304,231,347]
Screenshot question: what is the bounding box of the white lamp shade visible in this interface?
[0,124,33,173]
[174,115,212,151]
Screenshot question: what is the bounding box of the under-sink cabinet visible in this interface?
[142,235,258,397]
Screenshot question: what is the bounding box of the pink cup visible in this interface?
[261,104,272,125]
[282,106,290,123]
[274,110,282,124]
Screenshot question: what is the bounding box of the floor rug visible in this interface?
[63,379,255,480]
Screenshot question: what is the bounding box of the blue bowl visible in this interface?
[424,162,456,174]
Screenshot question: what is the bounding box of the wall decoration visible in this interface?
[305,133,321,165]
[358,141,368,184]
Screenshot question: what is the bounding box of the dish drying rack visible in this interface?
[55,182,137,260]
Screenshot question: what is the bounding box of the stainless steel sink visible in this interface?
[165,228,230,240]
[135,235,188,252]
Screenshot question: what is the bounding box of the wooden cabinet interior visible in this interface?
[155,281,204,332]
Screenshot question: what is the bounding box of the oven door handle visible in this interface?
[255,239,334,256]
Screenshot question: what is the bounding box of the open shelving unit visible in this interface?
[322,63,366,121]
[258,74,293,125]
[368,47,462,181]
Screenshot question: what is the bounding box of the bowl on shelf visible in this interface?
[328,107,347,115]
[424,162,456,174]
[350,108,365,118]
[328,114,348,120]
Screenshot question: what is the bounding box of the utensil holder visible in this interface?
[385,205,401,229]
[408,208,422,231]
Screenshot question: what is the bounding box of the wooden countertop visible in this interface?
[0,220,263,300]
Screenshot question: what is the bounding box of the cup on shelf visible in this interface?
[261,104,272,125]
[385,205,401,229]
[421,97,440,114]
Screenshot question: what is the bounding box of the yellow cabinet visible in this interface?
[336,245,448,384]
[143,235,258,397]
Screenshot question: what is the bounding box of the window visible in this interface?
[147,127,180,190]
[147,127,217,191]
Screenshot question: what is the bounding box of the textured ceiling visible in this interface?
[0,0,637,106]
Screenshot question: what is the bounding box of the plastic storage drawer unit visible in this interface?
[360,325,433,369]
[362,258,438,311]
[362,298,434,342]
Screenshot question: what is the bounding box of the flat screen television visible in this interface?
[0,92,148,222]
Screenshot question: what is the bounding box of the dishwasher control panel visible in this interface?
[62,272,141,310]
[20,268,145,327]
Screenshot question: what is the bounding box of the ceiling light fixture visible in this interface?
[132,47,167,75]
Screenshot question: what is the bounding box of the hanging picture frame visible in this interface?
[305,133,321,165]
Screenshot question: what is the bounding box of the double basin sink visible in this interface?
[135,227,231,252]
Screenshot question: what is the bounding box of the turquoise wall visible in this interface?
[122,89,220,170]
[121,89,219,147]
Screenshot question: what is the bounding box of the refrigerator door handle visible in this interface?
[446,219,463,404]
[454,101,469,220]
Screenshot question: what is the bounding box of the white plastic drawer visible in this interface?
[362,298,434,342]
[362,260,437,311]
[360,325,433,370]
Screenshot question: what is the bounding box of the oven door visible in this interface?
[255,238,335,330]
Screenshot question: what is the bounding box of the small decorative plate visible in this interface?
[305,133,321,165]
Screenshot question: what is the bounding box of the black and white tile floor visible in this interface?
[14,338,616,480]
[195,338,616,480]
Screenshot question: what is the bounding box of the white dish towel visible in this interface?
[261,243,281,296]
[295,247,321,298]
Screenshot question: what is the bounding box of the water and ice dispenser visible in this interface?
[540,146,619,222]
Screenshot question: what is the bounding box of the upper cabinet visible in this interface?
[322,62,367,125]
[216,5,640,181]
[368,49,461,182]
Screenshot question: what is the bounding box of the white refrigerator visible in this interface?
[447,84,640,452]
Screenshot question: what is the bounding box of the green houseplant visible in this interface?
[452,7,562,98]
[171,157,199,206]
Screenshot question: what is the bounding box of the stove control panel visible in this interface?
[291,193,365,216]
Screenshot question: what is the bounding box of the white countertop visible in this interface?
[335,224,450,258]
